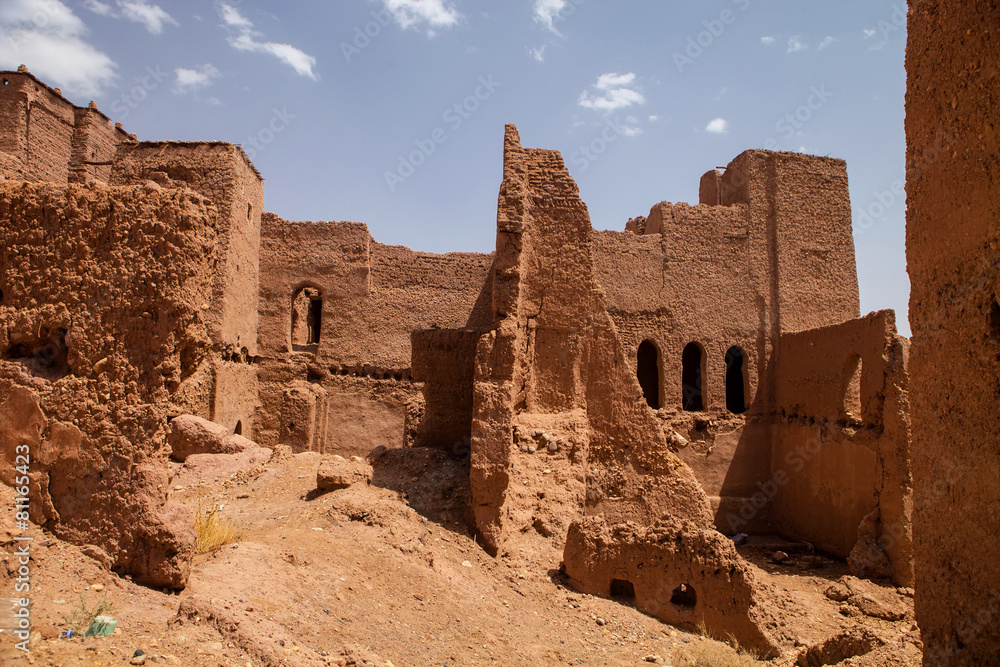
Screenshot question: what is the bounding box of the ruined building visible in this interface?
[0,53,948,656]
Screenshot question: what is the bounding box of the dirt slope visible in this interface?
[2,447,921,666]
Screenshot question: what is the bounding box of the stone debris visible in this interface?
[168,415,254,462]
[317,456,373,491]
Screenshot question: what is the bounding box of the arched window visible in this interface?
[234,420,243,436]
[636,340,660,409]
[291,287,322,347]
[682,342,704,411]
[725,346,747,414]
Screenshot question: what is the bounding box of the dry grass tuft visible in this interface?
[194,501,243,554]
[677,640,766,666]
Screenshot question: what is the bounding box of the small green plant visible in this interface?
[194,501,243,554]
[60,592,114,635]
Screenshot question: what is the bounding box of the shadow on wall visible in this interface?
[714,310,913,586]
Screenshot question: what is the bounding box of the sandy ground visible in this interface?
[1,447,922,666]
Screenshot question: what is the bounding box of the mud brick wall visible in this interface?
[905,1,1000,663]
[0,72,74,182]
[0,70,132,184]
[255,214,492,453]
[766,310,912,585]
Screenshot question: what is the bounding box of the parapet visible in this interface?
[110,141,261,204]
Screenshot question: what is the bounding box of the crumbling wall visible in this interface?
[564,516,783,657]
[468,125,712,563]
[765,310,912,585]
[0,180,230,587]
[255,214,492,454]
[905,1,1000,663]
[110,141,262,436]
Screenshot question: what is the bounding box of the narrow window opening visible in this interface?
[610,578,635,603]
[670,583,697,608]
[233,420,242,436]
[247,202,253,221]
[636,340,660,409]
[682,342,704,411]
[725,346,747,414]
[841,354,863,421]
[291,287,322,348]
[988,299,1000,342]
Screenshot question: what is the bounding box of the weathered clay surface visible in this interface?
[0,178,237,587]
[564,515,783,657]
[905,1,1000,664]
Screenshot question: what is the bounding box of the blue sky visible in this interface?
[0,0,910,334]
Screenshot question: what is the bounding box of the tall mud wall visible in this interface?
[469,125,712,562]
[594,150,862,535]
[110,142,263,436]
[905,1,1000,663]
[0,180,230,587]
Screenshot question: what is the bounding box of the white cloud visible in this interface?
[714,86,728,100]
[119,1,176,33]
[578,72,645,113]
[382,0,460,35]
[174,63,221,92]
[787,35,808,53]
[648,114,659,122]
[217,3,317,80]
[529,44,546,62]
[705,118,728,134]
[533,0,568,36]
[219,2,252,29]
[621,115,641,137]
[83,0,114,16]
[0,0,117,97]
[82,0,177,34]
[760,35,775,45]
[817,35,836,50]
[863,28,876,39]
